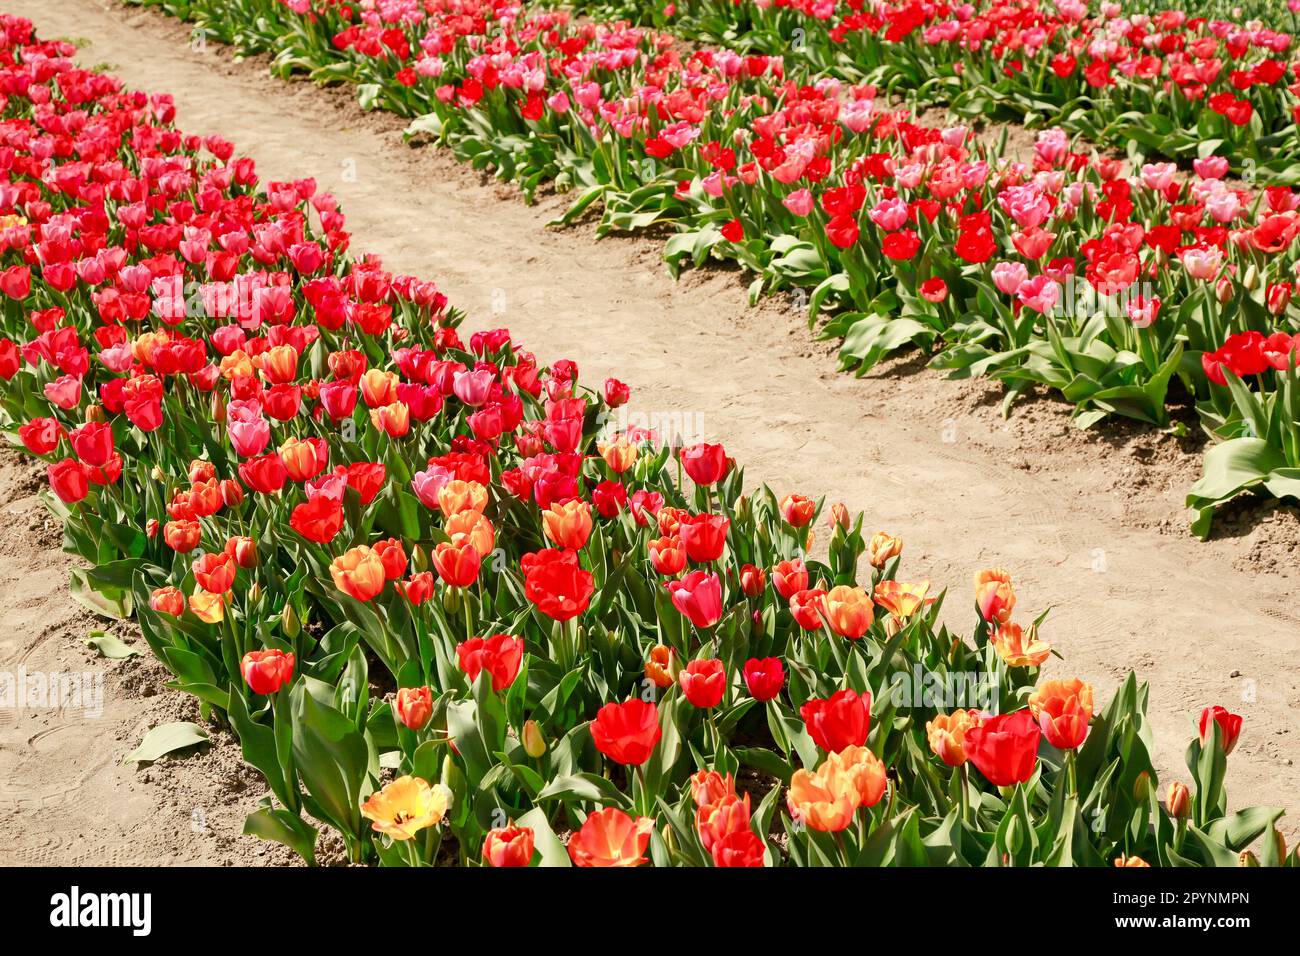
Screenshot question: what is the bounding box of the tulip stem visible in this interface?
[1064,750,1078,800]
[959,764,971,827]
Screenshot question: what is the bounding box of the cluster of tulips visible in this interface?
[0,10,1293,866]
[574,0,1300,179]
[123,0,1300,531]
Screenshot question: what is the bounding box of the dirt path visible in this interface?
[1,0,1296,863]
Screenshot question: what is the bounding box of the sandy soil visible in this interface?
[0,0,1296,865]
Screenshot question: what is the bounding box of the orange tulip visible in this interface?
[872,579,931,620]
[974,568,1016,623]
[542,499,593,550]
[644,644,676,689]
[598,435,638,474]
[261,344,299,384]
[787,767,858,833]
[689,770,737,808]
[437,479,488,516]
[1028,677,1094,750]
[330,546,387,602]
[431,541,481,588]
[567,807,655,867]
[188,590,227,624]
[822,745,888,809]
[1114,855,1150,868]
[991,622,1051,668]
[369,401,410,438]
[926,710,981,766]
[647,535,686,575]
[445,510,494,558]
[696,793,751,852]
[360,368,399,407]
[823,585,873,639]
[867,531,902,569]
[395,686,433,730]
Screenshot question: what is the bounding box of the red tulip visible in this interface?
[678,512,729,562]
[664,570,723,628]
[240,649,295,695]
[590,699,661,766]
[1199,705,1243,755]
[456,634,524,692]
[802,689,871,754]
[678,659,725,708]
[290,494,344,543]
[521,548,594,621]
[743,657,785,702]
[964,709,1041,787]
[680,443,729,486]
[482,826,535,867]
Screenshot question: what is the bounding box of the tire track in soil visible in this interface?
[1,0,1296,858]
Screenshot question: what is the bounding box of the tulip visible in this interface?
[926,710,980,766]
[973,568,1015,623]
[456,634,524,692]
[801,689,871,753]
[742,657,785,702]
[739,563,765,597]
[824,585,873,639]
[1167,781,1190,820]
[867,532,902,568]
[689,771,737,807]
[522,719,547,758]
[1029,678,1094,750]
[289,495,344,544]
[696,792,750,851]
[193,551,237,594]
[189,591,227,624]
[648,535,687,575]
[664,570,723,628]
[521,548,594,621]
[680,442,729,485]
[779,493,815,528]
[48,459,90,504]
[542,499,593,550]
[240,648,295,694]
[1199,705,1243,755]
[163,519,201,553]
[437,479,487,516]
[963,709,1040,787]
[482,826,535,867]
[149,586,185,617]
[644,644,676,689]
[991,622,1051,668]
[330,546,387,602]
[360,776,451,841]
[567,807,654,867]
[771,558,808,599]
[711,829,765,867]
[589,699,661,766]
[678,658,725,708]
[395,686,433,730]
[431,541,481,588]
[678,512,729,562]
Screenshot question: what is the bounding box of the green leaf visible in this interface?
[85,631,139,659]
[124,722,210,764]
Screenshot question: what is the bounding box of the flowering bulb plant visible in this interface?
[0,10,1292,866]
[119,0,1300,533]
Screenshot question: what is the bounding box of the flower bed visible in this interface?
[120,0,1300,534]
[570,0,1300,182]
[0,9,1292,866]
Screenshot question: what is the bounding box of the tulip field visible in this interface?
[0,0,1296,873]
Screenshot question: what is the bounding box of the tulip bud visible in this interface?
[1272,828,1287,862]
[828,502,850,530]
[1166,781,1189,819]
[211,390,227,423]
[1238,849,1259,867]
[84,403,104,423]
[151,466,165,482]
[1241,263,1259,291]
[1004,815,1023,855]
[1216,276,1234,303]
[248,581,262,605]
[734,495,751,524]
[1133,770,1150,801]
[281,602,300,639]
[411,544,428,574]
[523,719,547,758]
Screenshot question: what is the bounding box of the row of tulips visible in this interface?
[569,0,1300,182]
[0,10,1291,866]
[122,0,1300,534]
